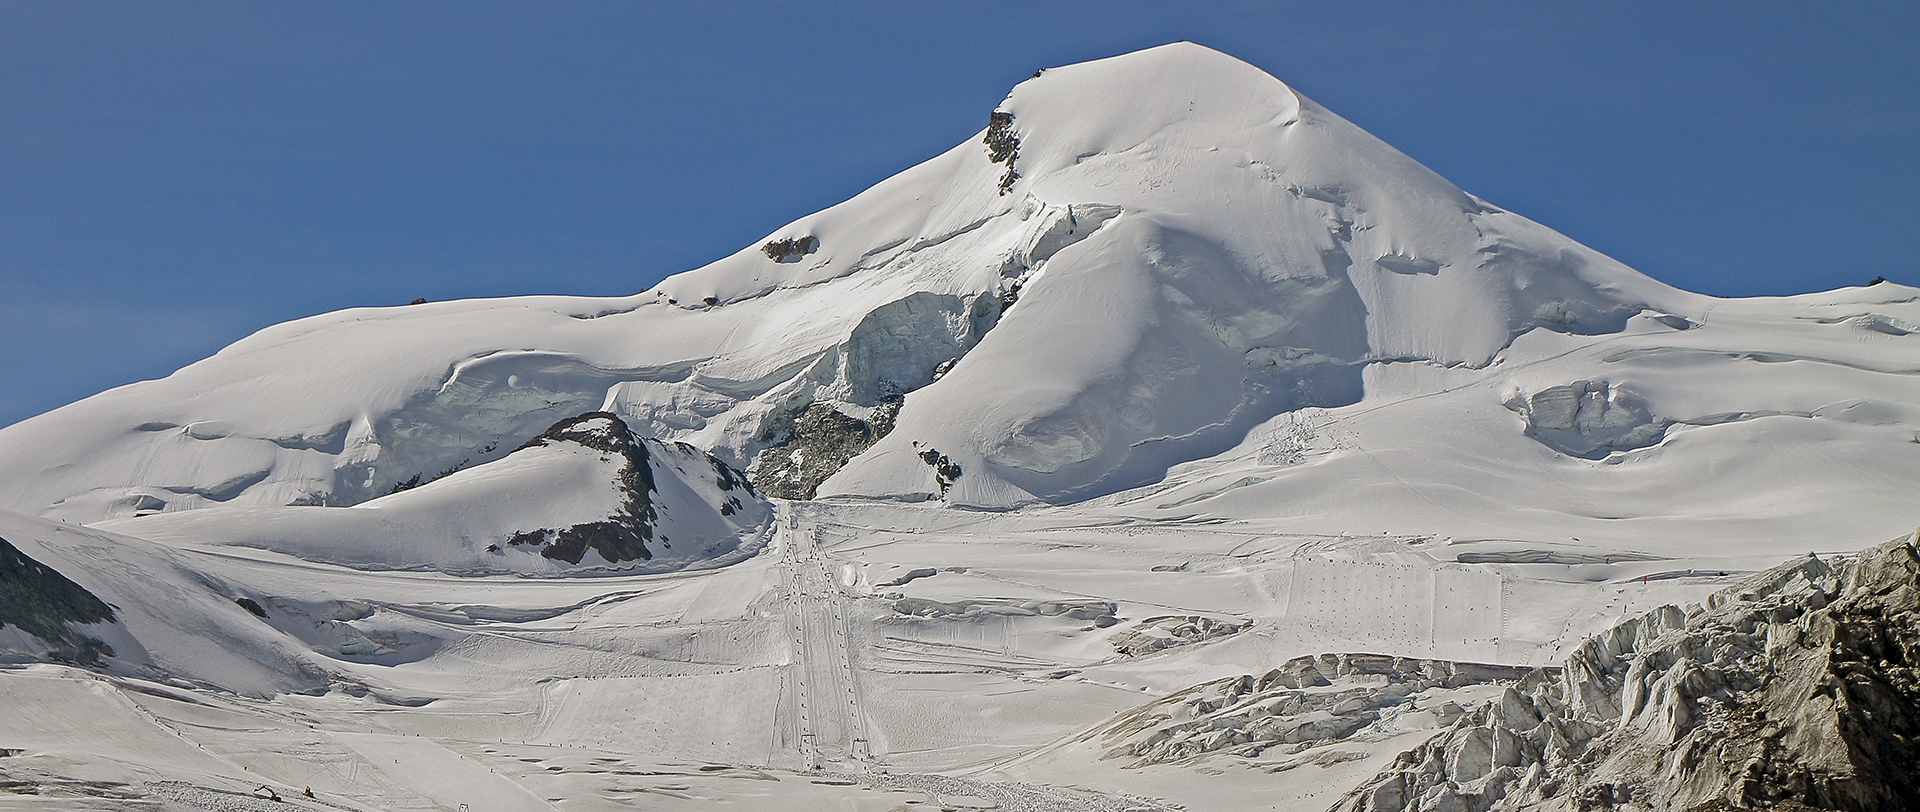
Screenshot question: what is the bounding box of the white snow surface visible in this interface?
[4,496,1913,812]
[0,42,1917,811]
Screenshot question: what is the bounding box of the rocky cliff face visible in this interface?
[1335,533,1920,812]
[0,536,116,664]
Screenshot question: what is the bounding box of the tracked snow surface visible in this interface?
[0,43,1916,812]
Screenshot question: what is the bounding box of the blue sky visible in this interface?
[3,1,1915,429]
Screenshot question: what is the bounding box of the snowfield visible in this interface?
[0,43,1915,811]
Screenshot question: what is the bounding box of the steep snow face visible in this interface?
[96,413,772,577]
[0,41,1765,519]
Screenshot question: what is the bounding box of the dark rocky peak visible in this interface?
[519,411,641,456]
[507,412,659,565]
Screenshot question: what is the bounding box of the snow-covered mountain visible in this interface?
[0,45,1910,552]
[0,42,1916,812]
[0,41,1799,521]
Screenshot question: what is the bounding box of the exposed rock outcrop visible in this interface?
[762,234,819,263]
[0,535,116,664]
[984,109,1020,194]
[751,400,899,499]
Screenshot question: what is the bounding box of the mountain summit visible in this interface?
[0,43,1709,520]
[0,43,1909,549]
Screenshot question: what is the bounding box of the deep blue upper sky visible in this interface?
[3,1,1915,429]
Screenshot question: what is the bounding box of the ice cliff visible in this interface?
[1332,533,1920,812]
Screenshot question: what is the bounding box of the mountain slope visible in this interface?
[0,534,117,664]
[1080,280,1920,558]
[0,41,1712,521]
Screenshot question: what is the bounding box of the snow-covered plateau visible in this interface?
[0,43,1915,811]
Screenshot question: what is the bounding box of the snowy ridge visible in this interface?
[96,412,771,577]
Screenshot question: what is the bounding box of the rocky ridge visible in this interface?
[501,411,664,564]
[0,535,117,664]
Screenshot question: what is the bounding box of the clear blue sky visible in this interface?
[3,1,1915,429]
